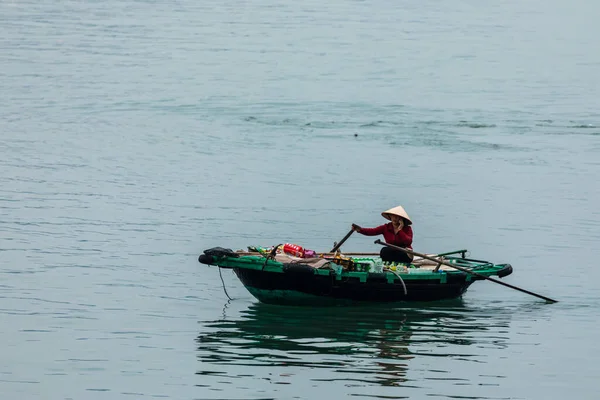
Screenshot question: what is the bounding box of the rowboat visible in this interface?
[197,246,514,306]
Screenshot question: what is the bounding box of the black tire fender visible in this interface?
[497,264,513,278]
[282,263,317,276]
[198,254,214,265]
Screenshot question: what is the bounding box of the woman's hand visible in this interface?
[391,215,404,230]
[351,223,362,233]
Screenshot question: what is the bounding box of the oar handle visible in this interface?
[330,229,355,253]
[374,240,558,303]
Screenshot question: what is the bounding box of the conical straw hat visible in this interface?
[381,205,412,225]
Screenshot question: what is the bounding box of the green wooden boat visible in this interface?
[198,247,513,306]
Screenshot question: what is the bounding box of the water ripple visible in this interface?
[196,302,514,395]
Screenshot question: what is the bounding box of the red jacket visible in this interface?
[358,223,413,249]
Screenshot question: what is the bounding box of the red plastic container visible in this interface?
[283,243,305,257]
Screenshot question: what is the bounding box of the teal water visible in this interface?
[2,0,600,399]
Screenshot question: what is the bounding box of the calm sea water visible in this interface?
[2,0,599,399]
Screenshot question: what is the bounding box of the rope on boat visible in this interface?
[385,267,407,296]
[262,243,282,270]
[218,267,232,300]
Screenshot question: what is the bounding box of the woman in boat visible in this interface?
[352,205,413,263]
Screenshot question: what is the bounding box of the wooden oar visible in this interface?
[330,228,355,253]
[375,239,558,303]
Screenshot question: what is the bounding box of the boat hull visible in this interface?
[198,247,513,306]
[233,267,475,306]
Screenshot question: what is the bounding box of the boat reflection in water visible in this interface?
[195,300,513,394]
